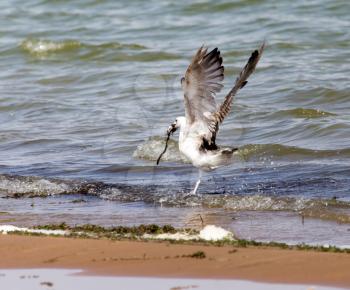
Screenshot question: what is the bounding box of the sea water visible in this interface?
[0,0,350,246]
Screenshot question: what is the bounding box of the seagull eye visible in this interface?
[180,77,185,84]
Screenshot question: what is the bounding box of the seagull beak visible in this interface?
[167,123,177,135]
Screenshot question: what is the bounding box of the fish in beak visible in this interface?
[167,122,177,135]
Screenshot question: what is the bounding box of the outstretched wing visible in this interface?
[182,46,224,130]
[209,43,265,132]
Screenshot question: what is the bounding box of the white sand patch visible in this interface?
[143,225,234,242]
[199,225,233,241]
[0,225,68,236]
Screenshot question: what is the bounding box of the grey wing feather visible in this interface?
[210,42,265,129]
[182,46,224,126]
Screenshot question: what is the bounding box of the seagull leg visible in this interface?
[192,179,201,195]
[190,170,202,195]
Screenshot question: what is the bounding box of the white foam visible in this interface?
[0,175,70,196]
[0,225,67,236]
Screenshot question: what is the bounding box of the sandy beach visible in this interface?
[0,234,349,288]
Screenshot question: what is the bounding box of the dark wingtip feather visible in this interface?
[213,41,265,128]
[250,50,259,60]
[218,56,223,65]
[240,80,248,89]
[203,47,219,61]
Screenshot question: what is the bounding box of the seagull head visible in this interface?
[167,117,186,135]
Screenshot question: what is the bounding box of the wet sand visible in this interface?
[0,235,349,287]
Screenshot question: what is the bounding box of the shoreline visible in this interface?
[0,234,349,288]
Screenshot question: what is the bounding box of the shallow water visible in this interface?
[0,0,350,245]
[1,195,350,247]
[0,269,347,290]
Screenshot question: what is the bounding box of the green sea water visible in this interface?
[0,0,349,245]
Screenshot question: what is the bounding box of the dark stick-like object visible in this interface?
[156,132,171,165]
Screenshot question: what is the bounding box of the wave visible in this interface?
[0,174,72,197]
[20,39,81,55]
[290,87,350,106]
[20,39,147,55]
[239,144,350,161]
[184,0,262,14]
[0,173,349,224]
[19,38,180,62]
[133,136,350,164]
[272,108,336,119]
[133,136,189,163]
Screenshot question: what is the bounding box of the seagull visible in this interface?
[157,43,264,195]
